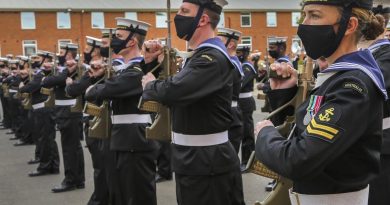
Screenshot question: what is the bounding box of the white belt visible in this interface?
[239,92,252,98]
[32,102,45,110]
[232,101,238,107]
[9,89,17,93]
[172,131,228,146]
[83,113,90,117]
[289,186,369,205]
[111,114,152,125]
[55,99,76,106]
[383,117,390,130]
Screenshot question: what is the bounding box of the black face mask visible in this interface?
[58,56,66,66]
[297,7,352,59]
[238,55,245,63]
[110,34,134,55]
[32,61,41,69]
[19,64,25,69]
[268,50,281,59]
[100,47,109,58]
[0,65,5,68]
[174,7,205,41]
[84,46,95,65]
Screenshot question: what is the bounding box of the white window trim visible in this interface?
[57,12,71,29]
[291,12,301,27]
[21,12,36,30]
[240,13,252,28]
[155,12,168,28]
[22,40,37,56]
[58,39,72,52]
[91,12,105,29]
[266,12,277,28]
[217,12,225,28]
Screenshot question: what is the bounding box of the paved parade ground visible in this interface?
[0,99,272,205]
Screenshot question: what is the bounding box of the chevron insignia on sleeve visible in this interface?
[305,118,341,142]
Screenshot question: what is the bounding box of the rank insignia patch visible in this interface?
[305,118,342,142]
[343,82,366,95]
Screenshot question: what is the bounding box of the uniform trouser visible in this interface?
[1,95,11,128]
[18,109,33,144]
[368,154,390,205]
[175,169,245,205]
[241,110,255,165]
[8,96,20,132]
[56,116,85,185]
[111,150,157,205]
[156,140,172,179]
[228,107,244,154]
[86,138,109,205]
[34,108,59,172]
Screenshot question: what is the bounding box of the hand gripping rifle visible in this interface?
[247,57,314,205]
[70,41,85,113]
[83,30,114,139]
[138,0,177,141]
[40,46,57,108]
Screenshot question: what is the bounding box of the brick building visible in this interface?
[0,0,387,57]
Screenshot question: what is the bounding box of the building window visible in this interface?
[91,12,105,28]
[241,12,251,27]
[125,12,138,20]
[291,12,301,27]
[21,12,36,29]
[217,12,225,28]
[292,37,304,53]
[266,12,277,27]
[156,12,167,28]
[57,12,71,29]
[23,40,37,56]
[241,36,252,49]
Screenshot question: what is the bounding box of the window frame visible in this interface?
[22,40,37,56]
[241,36,252,50]
[91,12,105,29]
[57,12,71,29]
[266,12,277,27]
[240,12,252,27]
[155,12,168,28]
[21,12,36,30]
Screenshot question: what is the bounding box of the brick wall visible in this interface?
[0,11,298,57]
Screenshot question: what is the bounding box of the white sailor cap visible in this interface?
[6,54,13,59]
[115,17,151,36]
[86,36,103,47]
[100,28,116,38]
[217,28,242,40]
[0,57,9,63]
[268,37,287,45]
[66,43,79,51]
[9,59,20,64]
[59,43,68,50]
[237,44,251,52]
[36,50,54,58]
[183,0,228,14]
[18,56,29,62]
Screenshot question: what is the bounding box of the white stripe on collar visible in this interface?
[242,62,257,74]
[315,72,337,88]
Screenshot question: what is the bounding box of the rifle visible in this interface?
[247,57,314,205]
[84,30,114,139]
[138,0,177,141]
[70,40,84,113]
[40,46,57,108]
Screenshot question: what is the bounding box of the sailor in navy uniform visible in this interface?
[65,36,109,204]
[142,0,245,204]
[20,51,60,176]
[42,43,85,193]
[5,60,22,137]
[0,58,11,129]
[85,18,158,205]
[217,28,244,154]
[236,44,257,171]
[255,0,386,204]
[364,5,390,205]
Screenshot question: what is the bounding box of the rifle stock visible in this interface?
[70,42,84,113]
[41,46,58,108]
